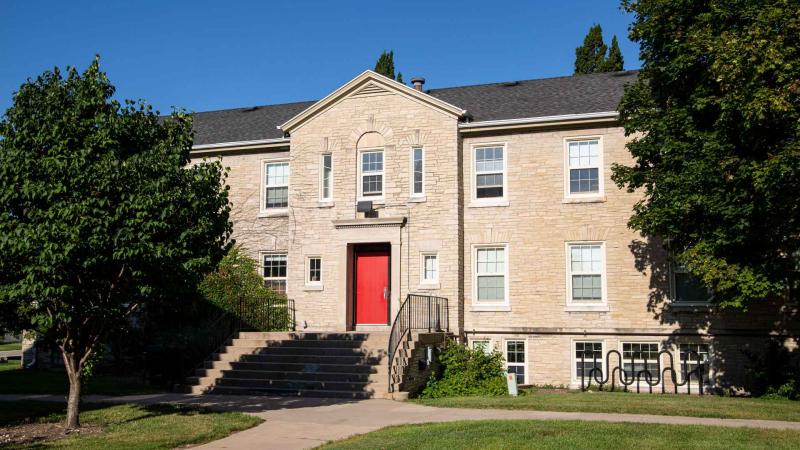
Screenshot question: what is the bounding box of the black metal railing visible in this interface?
[387,294,449,392]
[580,349,706,395]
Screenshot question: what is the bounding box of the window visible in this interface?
[506,340,526,385]
[263,253,287,296]
[475,246,507,305]
[566,139,601,196]
[411,147,424,196]
[575,341,604,380]
[679,343,710,383]
[307,256,322,285]
[360,150,384,198]
[264,161,289,209]
[567,243,605,304]
[472,339,492,355]
[421,253,438,283]
[320,154,332,201]
[622,342,661,379]
[672,264,711,303]
[474,145,505,199]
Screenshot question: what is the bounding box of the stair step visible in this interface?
[232,346,383,357]
[228,361,380,373]
[217,369,378,382]
[239,353,382,365]
[230,339,377,349]
[205,385,381,399]
[215,377,377,391]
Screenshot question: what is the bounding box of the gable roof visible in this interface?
[190,70,637,146]
[279,70,467,133]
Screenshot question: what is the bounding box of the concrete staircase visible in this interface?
[185,331,390,399]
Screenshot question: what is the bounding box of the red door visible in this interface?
[355,246,390,325]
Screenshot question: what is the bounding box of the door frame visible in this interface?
[352,243,391,326]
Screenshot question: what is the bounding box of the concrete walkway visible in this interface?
[3,393,800,449]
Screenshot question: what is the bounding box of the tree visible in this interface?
[612,0,800,309]
[603,35,625,72]
[0,57,232,428]
[374,50,404,82]
[574,24,624,74]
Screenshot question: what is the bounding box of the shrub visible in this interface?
[199,246,291,330]
[743,340,800,400]
[418,340,508,398]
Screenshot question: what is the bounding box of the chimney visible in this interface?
[411,77,425,91]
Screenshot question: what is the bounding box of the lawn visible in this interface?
[0,361,160,396]
[0,400,262,449]
[412,390,800,422]
[318,420,800,450]
[0,342,22,351]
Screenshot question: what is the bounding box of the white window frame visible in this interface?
[563,136,604,200]
[504,339,527,385]
[676,342,713,386]
[471,338,493,355]
[319,153,333,203]
[260,251,288,296]
[358,148,384,201]
[565,242,608,311]
[305,255,322,286]
[420,252,439,284]
[260,159,290,215]
[470,142,508,207]
[670,263,713,305]
[410,146,425,199]
[571,340,606,382]
[471,244,510,311]
[619,341,664,385]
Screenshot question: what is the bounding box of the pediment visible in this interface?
[279,70,466,134]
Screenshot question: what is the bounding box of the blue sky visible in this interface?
[0,1,638,114]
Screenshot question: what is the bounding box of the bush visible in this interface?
[743,340,800,400]
[199,246,291,330]
[418,340,508,398]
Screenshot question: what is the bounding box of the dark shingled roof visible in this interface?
[191,70,637,146]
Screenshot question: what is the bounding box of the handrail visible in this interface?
[387,294,449,393]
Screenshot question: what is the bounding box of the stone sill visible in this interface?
[317,201,335,208]
[562,195,607,204]
[257,209,289,218]
[302,284,323,291]
[408,196,427,203]
[667,302,713,312]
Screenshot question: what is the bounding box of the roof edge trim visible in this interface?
[191,137,290,154]
[459,111,619,132]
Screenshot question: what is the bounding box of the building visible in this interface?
[188,70,797,394]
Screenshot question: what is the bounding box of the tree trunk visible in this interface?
[62,349,83,429]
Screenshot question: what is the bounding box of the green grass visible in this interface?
[412,390,800,422]
[0,342,22,351]
[1,400,261,449]
[0,361,161,396]
[318,420,800,450]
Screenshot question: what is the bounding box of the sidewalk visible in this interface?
[2,394,799,450]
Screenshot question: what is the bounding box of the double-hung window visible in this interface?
[264,161,289,210]
[360,150,384,198]
[506,340,526,385]
[421,253,438,284]
[471,339,492,355]
[474,245,507,306]
[621,342,661,379]
[567,243,605,306]
[474,145,505,199]
[679,343,710,383]
[320,154,332,201]
[672,264,711,304]
[575,341,604,380]
[411,147,424,197]
[566,139,602,196]
[306,256,322,285]
[263,252,288,296]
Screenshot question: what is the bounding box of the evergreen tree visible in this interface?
[397,72,404,84]
[603,35,624,71]
[574,25,608,74]
[374,50,396,79]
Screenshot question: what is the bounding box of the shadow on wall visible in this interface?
[630,237,800,395]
